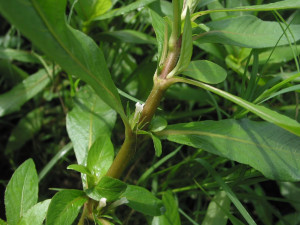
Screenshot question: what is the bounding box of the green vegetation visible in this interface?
[0,0,300,224]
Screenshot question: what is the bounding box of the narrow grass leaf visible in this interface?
[195,158,256,225]
[0,69,51,117]
[93,0,156,20]
[177,77,300,136]
[158,119,300,181]
[17,199,51,225]
[5,159,38,225]
[46,190,87,225]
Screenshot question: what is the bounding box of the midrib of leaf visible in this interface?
[88,99,96,150]
[158,129,297,153]
[30,0,120,112]
[56,195,86,223]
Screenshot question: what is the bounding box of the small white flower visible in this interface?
[135,102,144,113]
[98,197,107,208]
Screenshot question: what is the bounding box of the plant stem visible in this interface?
[106,127,136,179]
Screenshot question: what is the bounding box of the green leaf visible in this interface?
[0,69,51,117]
[86,176,127,202]
[169,9,192,77]
[87,136,114,185]
[177,77,300,136]
[150,116,168,132]
[196,15,300,48]
[280,182,300,211]
[67,164,91,176]
[122,185,164,216]
[0,48,39,63]
[0,218,7,225]
[202,191,231,225]
[182,60,227,84]
[0,0,127,122]
[157,119,300,181]
[195,158,256,225]
[5,108,43,156]
[152,190,181,225]
[93,0,156,21]
[66,86,116,165]
[72,0,112,21]
[97,30,156,45]
[5,159,38,225]
[46,190,87,225]
[17,199,51,225]
[151,134,162,157]
[194,0,300,18]
[149,8,165,62]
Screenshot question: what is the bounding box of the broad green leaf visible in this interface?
[0,48,39,63]
[168,9,192,77]
[46,190,87,225]
[152,190,181,225]
[67,164,91,176]
[202,191,231,225]
[97,30,156,44]
[5,159,38,225]
[5,108,43,156]
[0,0,126,122]
[93,0,156,20]
[177,77,300,136]
[194,0,300,18]
[87,136,114,185]
[0,219,6,225]
[18,199,51,225]
[86,176,127,202]
[0,69,51,117]
[158,119,300,181]
[182,60,227,84]
[71,0,112,21]
[0,60,28,85]
[150,116,168,132]
[66,86,116,165]
[196,15,300,48]
[195,158,256,225]
[121,185,164,216]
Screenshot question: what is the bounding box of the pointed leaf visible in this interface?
[0,48,39,63]
[122,185,164,216]
[67,164,91,176]
[86,176,127,202]
[182,60,227,84]
[196,15,300,48]
[158,119,300,181]
[18,199,51,225]
[0,69,50,117]
[0,0,126,121]
[87,136,114,185]
[152,190,181,225]
[169,9,192,77]
[151,134,162,157]
[5,108,43,156]
[46,190,87,225]
[5,159,38,225]
[66,86,116,165]
[178,77,300,136]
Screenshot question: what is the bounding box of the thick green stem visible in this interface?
[106,128,136,179]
